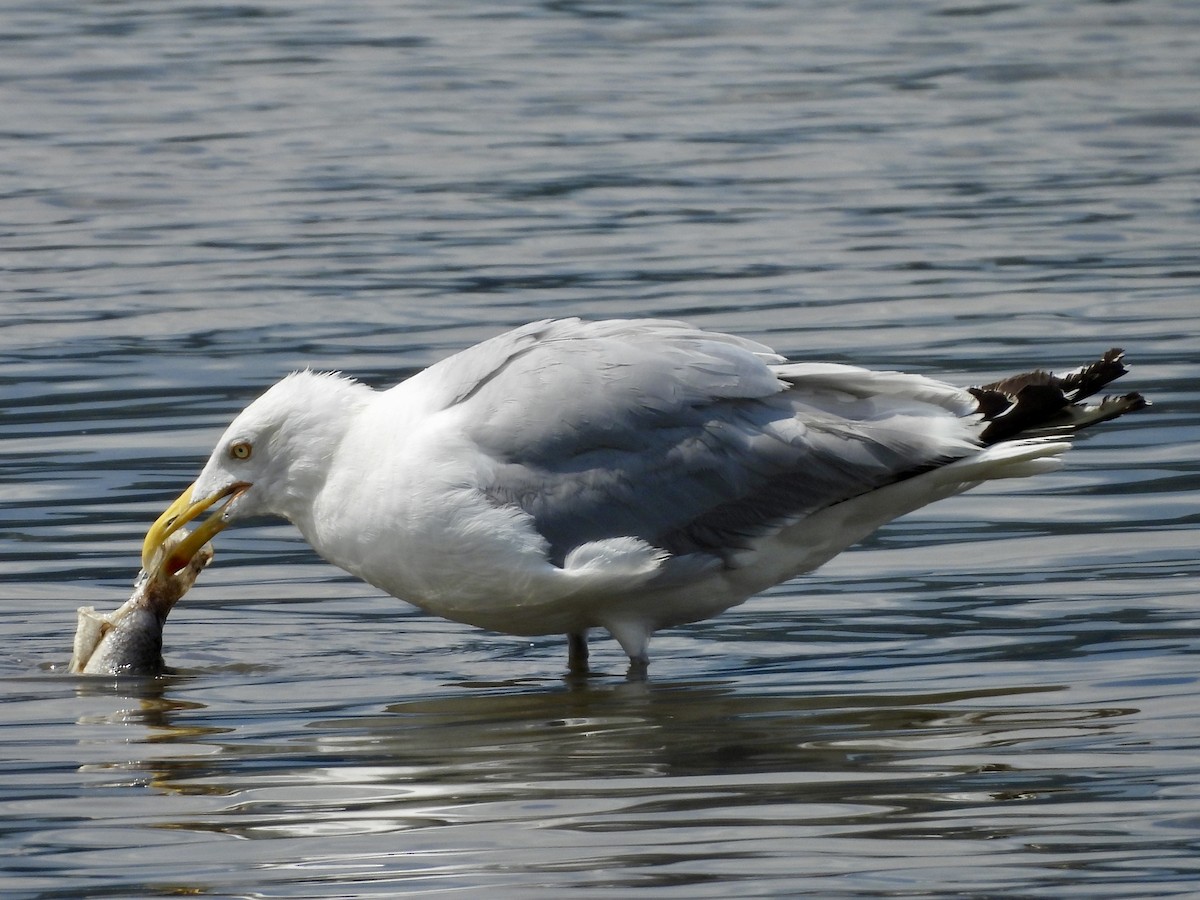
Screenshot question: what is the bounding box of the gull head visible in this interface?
[141,371,370,574]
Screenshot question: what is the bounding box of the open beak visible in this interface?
[141,481,249,575]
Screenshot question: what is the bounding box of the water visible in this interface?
[2,0,1198,896]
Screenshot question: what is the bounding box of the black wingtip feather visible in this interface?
[970,349,1147,445]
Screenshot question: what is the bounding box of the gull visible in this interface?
[141,318,1145,677]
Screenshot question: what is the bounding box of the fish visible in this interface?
[69,531,212,676]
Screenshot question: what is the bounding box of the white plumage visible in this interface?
[142,318,1145,676]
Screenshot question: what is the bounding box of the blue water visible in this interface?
[2,1,1198,897]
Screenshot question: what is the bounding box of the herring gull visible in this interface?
[140,318,1146,677]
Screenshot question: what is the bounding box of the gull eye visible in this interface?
[229,440,253,461]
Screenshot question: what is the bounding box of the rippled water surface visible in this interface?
[3,1,1199,897]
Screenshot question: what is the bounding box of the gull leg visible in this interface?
[567,631,589,675]
[604,618,652,681]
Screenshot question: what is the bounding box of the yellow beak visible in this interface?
[141,481,249,574]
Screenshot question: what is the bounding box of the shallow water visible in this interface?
[2,1,1199,897]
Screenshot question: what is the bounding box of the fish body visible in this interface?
[70,537,212,676]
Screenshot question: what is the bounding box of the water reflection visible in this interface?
[45,676,1159,895]
[72,678,1135,837]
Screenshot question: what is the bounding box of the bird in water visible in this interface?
[141,318,1146,678]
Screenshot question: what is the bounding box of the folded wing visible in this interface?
[429,319,988,568]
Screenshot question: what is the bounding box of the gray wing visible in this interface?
[431,319,981,567]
